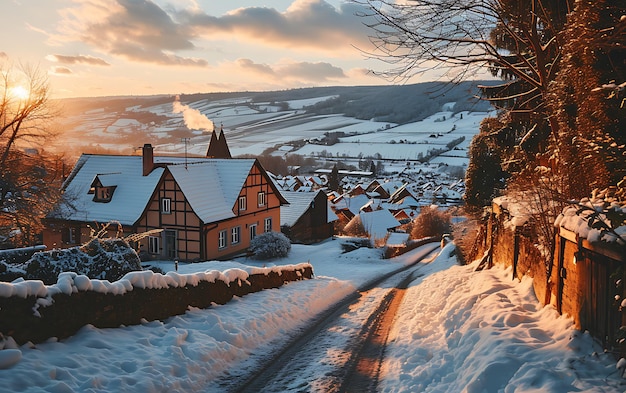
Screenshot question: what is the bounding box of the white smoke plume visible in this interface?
[172,95,214,131]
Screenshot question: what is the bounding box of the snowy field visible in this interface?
[53,93,490,167]
[0,240,623,392]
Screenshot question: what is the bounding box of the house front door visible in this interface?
[164,229,177,259]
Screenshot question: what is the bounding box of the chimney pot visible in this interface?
[142,143,154,176]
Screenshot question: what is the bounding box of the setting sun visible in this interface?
[9,85,30,100]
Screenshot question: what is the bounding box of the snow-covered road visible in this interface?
[0,239,623,392]
[232,248,439,392]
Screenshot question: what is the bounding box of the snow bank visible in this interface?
[380,246,624,392]
[0,263,313,299]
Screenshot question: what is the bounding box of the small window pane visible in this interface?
[161,198,171,214]
[231,226,240,244]
[148,236,160,254]
[218,230,227,249]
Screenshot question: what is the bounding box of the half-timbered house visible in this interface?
[43,144,288,261]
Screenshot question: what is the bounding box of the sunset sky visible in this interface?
[0,0,430,99]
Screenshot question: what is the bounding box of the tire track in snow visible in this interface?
[230,243,440,393]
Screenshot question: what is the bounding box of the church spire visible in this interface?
[206,123,232,158]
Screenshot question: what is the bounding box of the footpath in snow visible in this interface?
[0,239,623,392]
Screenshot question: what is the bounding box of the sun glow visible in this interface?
[9,85,30,100]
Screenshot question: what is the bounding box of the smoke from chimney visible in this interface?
[172,95,214,131]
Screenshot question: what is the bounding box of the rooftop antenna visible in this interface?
[181,137,190,169]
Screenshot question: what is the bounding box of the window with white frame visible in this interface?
[161,198,171,214]
[257,191,266,207]
[148,236,160,254]
[231,226,240,244]
[264,217,272,233]
[239,196,247,211]
[67,227,79,244]
[249,224,257,240]
[218,230,227,249]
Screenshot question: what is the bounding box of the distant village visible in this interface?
[271,162,463,245]
[41,126,465,263]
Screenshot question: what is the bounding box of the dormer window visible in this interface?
[89,174,119,203]
[93,185,116,202]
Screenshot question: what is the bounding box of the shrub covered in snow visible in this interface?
[340,237,373,253]
[249,232,291,260]
[0,238,142,284]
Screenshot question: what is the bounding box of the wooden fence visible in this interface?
[478,202,625,352]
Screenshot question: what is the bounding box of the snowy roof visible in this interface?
[378,181,404,194]
[327,204,338,223]
[168,159,256,223]
[280,191,321,227]
[54,155,166,225]
[53,154,258,226]
[340,194,372,216]
[359,209,400,240]
[395,196,420,209]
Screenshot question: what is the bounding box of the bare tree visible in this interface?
[356,0,571,152]
[1,63,57,167]
[0,62,63,247]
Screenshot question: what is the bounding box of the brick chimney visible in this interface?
[142,143,154,176]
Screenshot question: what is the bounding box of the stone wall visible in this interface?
[0,265,313,345]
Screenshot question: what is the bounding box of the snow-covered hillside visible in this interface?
[52,84,491,169]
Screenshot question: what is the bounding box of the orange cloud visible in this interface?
[54,0,207,67]
[234,58,346,83]
[179,0,374,53]
[49,66,73,75]
[46,54,110,66]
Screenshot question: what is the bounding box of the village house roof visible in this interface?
[167,159,257,223]
[55,155,166,225]
[386,232,410,247]
[332,193,371,216]
[357,209,400,240]
[280,190,323,227]
[52,154,270,226]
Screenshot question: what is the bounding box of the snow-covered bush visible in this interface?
[249,232,291,260]
[340,237,372,253]
[0,238,142,284]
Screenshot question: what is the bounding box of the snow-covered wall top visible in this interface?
[0,263,312,299]
[555,196,626,245]
[494,192,626,246]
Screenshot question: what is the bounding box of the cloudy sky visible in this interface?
[0,0,416,99]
